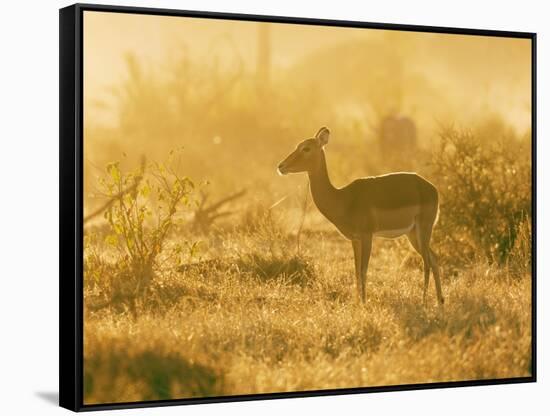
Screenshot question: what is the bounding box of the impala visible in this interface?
[277,127,444,306]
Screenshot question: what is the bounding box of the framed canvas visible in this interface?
[59,3,537,412]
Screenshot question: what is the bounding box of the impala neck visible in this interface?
[308,150,340,221]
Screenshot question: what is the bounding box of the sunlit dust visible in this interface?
[82,10,532,405]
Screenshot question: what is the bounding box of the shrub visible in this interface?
[430,124,531,266]
[84,152,197,312]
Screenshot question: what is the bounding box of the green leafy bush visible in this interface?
[84,152,197,312]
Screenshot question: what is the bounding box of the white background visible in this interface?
[0,0,546,414]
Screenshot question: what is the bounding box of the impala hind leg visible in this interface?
[416,217,444,308]
[429,248,444,306]
[407,228,429,306]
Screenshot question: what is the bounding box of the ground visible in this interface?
[83,228,532,404]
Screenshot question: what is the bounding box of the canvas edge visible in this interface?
[59,4,84,412]
[73,2,535,38]
[530,32,537,383]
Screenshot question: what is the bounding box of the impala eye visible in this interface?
[302,147,311,153]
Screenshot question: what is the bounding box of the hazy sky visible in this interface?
[83,11,531,132]
[83,11,373,103]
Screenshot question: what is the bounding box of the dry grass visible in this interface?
[83,230,531,404]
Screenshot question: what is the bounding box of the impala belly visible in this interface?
[372,205,420,239]
[374,223,414,239]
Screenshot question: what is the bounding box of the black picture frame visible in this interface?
[59,3,537,412]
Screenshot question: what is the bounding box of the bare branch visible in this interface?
[193,189,247,231]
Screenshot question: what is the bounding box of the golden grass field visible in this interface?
[81,11,533,405]
[83,216,532,404]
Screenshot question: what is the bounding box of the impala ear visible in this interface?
[315,127,330,147]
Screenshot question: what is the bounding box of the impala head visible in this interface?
[277,127,330,175]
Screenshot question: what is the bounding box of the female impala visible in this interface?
[278,127,444,306]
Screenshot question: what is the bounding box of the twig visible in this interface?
[83,156,145,224]
[83,182,139,224]
[193,189,247,231]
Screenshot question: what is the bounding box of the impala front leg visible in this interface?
[352,239,362,302]
[359,234,373,303]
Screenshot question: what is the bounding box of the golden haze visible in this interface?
[82,11,532,404]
